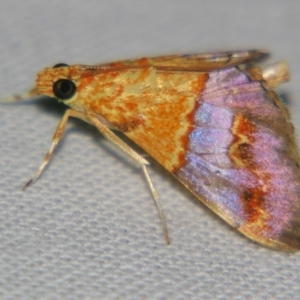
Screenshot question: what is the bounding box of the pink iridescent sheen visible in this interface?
[176,66,300,246]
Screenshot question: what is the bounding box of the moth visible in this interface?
[2,50,300,251]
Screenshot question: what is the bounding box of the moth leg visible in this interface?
[261,60,289,89]
[142,165,170,244]
[86,113,170,244]
[23,109,85,190]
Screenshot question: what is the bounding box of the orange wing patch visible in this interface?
[75,67,208,171]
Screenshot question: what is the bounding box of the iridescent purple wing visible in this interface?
[175,65,300,251]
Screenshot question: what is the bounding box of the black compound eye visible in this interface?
[53,79,76,100]
[53,63,69,68]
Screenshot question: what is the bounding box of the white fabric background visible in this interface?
[1,1,300,299]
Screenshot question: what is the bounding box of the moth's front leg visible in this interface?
[23,109,87,190]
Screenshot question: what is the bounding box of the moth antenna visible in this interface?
[0,87,40,103]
